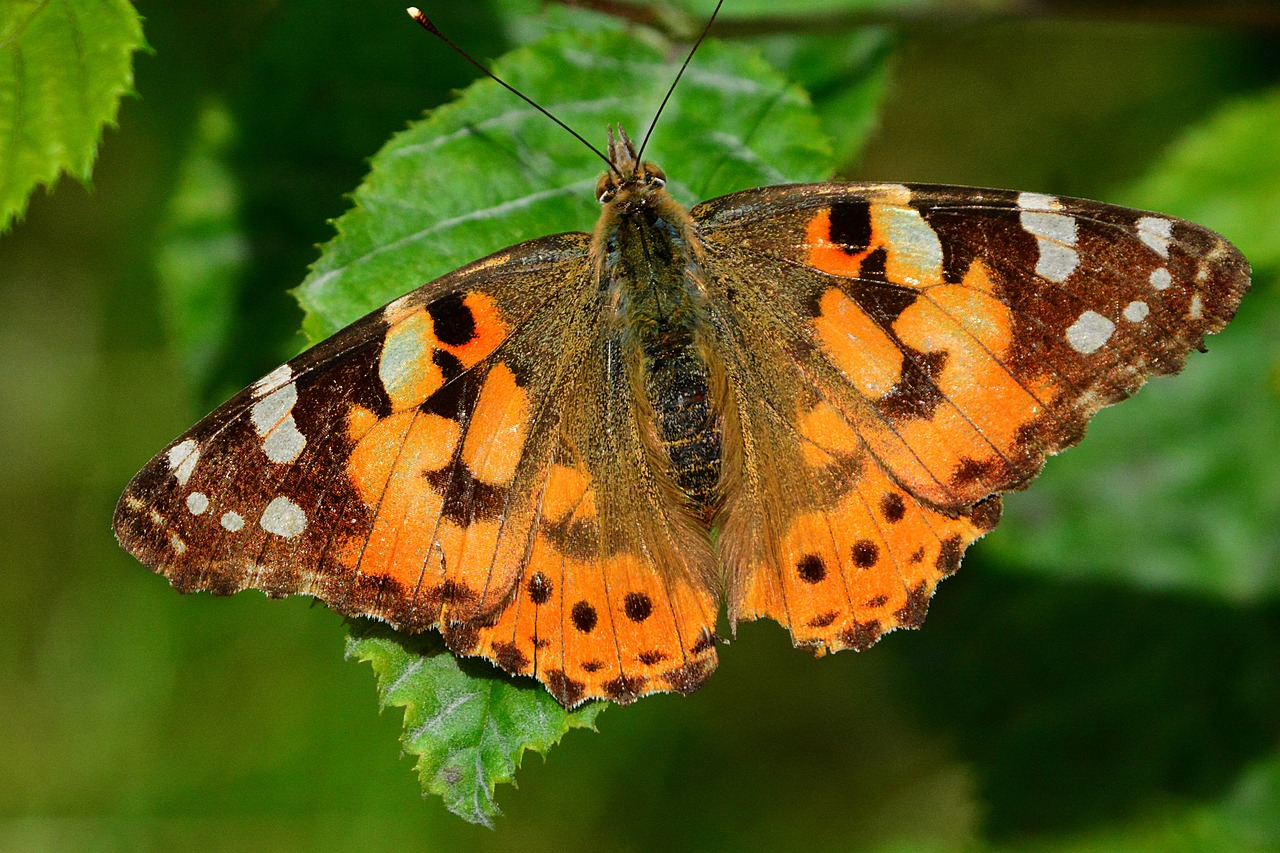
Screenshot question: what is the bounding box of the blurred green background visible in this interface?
[2,0,1278,850]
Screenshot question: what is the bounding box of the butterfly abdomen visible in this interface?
[644,339,721,515]
[607,200,723,517]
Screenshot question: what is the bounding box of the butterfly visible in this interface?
[115,32,1250,709]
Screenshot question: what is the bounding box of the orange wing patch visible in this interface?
[332,285,528,625]
[343,409,457,595]
[738,424,1000,652]
[806,202,1063,506]
[804,187,944,288]
[812,288,903,400]
[461,362,530,487]
[884,261,1059,500]
[465,463,719,706]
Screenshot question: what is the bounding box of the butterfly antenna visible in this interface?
[406,7,620,176]
[632,0,726,173]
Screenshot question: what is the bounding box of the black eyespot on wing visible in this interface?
[527,571,553,605]
[880,492,906,523]
[623,592,652,623]
[827,200,873,254]
[428,292,477,346]
[797,554,827,584]
[851,540,879,568]
[571,600,598,633]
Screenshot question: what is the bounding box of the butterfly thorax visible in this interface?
[591,149,722,519]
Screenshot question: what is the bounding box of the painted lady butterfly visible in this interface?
[114,32,1249,709]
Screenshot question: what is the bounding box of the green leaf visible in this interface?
[989,87,1280,603]
[297,28,832,339]
[748,28,896,167]
[345,621,605,827]
[315,27,838,821]
[0,0,144,232]
[497,0,634,43]
[153,100,249,393]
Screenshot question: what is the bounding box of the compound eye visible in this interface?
[596,173,617,204]
[644,163,667,187]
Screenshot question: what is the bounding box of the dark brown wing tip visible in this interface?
[113,470,171,575]
[1198,233,1252,333]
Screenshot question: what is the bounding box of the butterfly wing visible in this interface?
[115,232,718,707]
[694,182,1249,650]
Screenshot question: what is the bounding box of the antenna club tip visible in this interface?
[406,6,438,32]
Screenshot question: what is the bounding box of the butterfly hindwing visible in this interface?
[694,181,1249,651]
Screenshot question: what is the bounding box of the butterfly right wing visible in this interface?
[115,231,718,707]
[693,182,1248,653]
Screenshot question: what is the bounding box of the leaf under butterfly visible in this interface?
[345,620,605,828]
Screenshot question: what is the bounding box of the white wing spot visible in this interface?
[1190,294,1204,319]
[1149,267,1172,290]
[879,203,943,285]
[1137,216,1173,258]
[167,439,200,486]
[262,415,306,464]
[1021,210,1077,245]
[221,511,245,532]
[1123,301,1150,323]
[1017,192,1062,211]
[251,382,298,435]
[1021,209,1079,283]
[253,364,294,396]
[186,492,209,515]
[1066,310,1115,354]
[170,533,187,554]
[149,509,165,526]
[260,497,306,538]
[124,495,144,511]
[251,382,307,464]
[1035,242,1079,283]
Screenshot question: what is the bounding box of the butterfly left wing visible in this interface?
[115,232,719,707]
[695,182,1249,652]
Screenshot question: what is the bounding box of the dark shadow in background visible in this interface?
[895,563,1280,840]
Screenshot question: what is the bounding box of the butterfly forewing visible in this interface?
[116,235,588,620]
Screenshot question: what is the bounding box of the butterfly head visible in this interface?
[597,124,667,206]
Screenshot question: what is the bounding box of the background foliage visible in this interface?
[1,0,1277,849]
